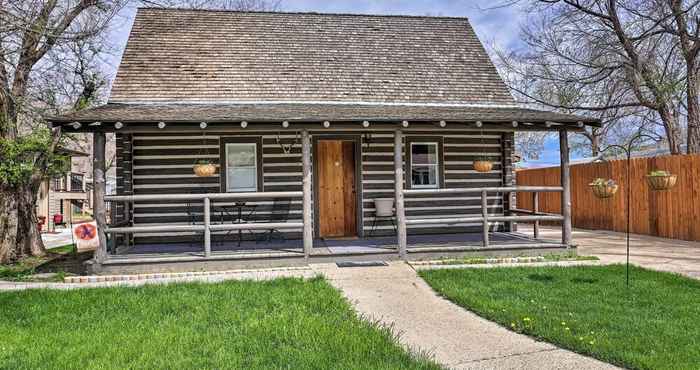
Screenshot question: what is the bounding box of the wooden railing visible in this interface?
[401,186,565,249]
[105,191,305,257]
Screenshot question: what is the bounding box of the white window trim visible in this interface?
[225,142,258,192]
[410,142,440,189]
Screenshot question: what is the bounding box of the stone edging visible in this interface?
[0,266,314,291]
[410,259,600,270]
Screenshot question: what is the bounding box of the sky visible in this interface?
[104,0,566,167]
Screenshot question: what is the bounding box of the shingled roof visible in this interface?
[109,8,514,105]
[50,8,599,128]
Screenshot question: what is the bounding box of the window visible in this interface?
[410,142,439,188]
[225,143,258,192]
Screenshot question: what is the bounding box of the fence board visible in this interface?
[516,154,700,242]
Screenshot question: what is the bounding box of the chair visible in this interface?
[369,198,396,236]
[184,189,208,246]
[257,198,291,243]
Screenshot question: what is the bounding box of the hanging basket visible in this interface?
[473,160,494,173]
[193,163,216,177]
[589,178,618,199]
[646,173,677,191]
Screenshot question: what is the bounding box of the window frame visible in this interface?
[219,137,263,193]
[405,137,444,190]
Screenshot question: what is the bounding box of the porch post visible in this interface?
[559,129,572,247]
[394,130,407,259]
[481,189,489,247]
[203,197,211,257]
[533,192,540,239]
[302,129,313,259]
[92,131,108,265]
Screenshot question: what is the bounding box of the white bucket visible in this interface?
[374,198,395,217]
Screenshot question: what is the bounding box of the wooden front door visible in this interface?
[317,140,357,238]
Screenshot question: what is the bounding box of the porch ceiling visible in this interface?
[48,102,600,130]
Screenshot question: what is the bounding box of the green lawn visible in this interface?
[0,277,439,369]
[419,265,700,370]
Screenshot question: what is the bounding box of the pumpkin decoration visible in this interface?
[646,170,677,191]
[589,178,618,199]
[193,160,216,177]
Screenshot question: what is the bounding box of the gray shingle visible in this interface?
[110,8,515,105]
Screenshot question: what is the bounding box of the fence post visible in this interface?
[533,192,540,239]
[394,130,407,259]
[481,189,489,247]
[204,197,211,257]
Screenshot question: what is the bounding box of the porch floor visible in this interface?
[114,231,561,258]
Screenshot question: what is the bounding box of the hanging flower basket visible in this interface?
[473,158,494,173]
[646,170,677,191]
[589,178,618,199]
[193,161,216,177]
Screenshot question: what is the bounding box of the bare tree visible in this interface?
[145,0,281,11]
[496,0,700,155]
[0,0,126,264]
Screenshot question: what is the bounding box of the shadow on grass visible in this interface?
[571,277,598,284]
[527,273,555,283]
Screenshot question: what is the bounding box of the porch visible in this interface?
[100,180,569,272]
[80,123,572,272]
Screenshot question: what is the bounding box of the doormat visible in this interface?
[336,261,388,268]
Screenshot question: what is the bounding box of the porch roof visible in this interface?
[49,102,600,129]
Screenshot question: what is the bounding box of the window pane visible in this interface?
[412,143,437,164]
[228,168,256,191]
[227,144,256,167]
[226,143,257,192]
[411,165,437,186]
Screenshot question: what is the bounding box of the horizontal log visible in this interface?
[405,217,484,225]
[489,215,563,222]
[209,222,304,231]
[106,225,205,233]
[510,208,561,217]
[403,186,563,195]
[405,214,563,225]
[106,191,303,202]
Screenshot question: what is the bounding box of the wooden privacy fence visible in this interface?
[516,154,700,242]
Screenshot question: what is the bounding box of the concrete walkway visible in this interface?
[313,262,617,370]
[522,225,700,279]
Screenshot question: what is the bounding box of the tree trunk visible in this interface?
[0,188,20,264]
[16,182,46,258]
[0,183,46,264]
[687,72,700,154]
[658,107,683,154]
[590,129,600,157]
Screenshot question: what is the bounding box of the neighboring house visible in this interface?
[36,147,91,231]
[49,9,598,272]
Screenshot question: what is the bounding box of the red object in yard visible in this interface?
[38,216,46,232]
[74,223,97,241]
[53,214,64,225]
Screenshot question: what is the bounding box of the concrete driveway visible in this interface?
[523,225,700,279]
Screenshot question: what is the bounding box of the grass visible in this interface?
[419,265,700,370]
[0,277,440,370]
[434,252,598,265]
[46,244,76,254]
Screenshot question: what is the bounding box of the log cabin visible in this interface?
[49,8,599,273]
